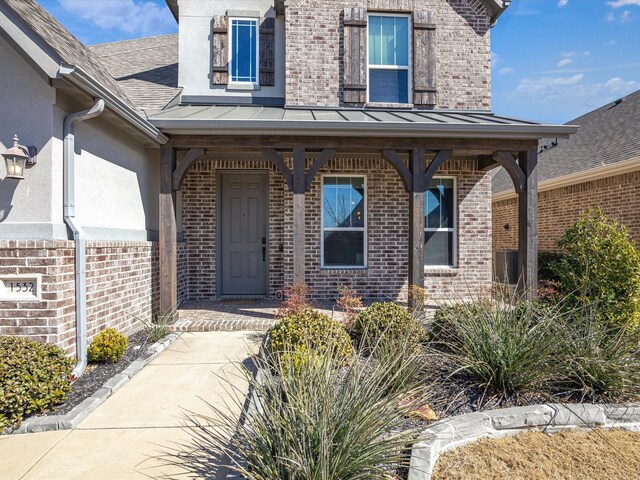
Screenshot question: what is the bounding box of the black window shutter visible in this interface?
[413,11,437,108]
[260,17,276,86]
[212,15,228,85]
[343,7,367,105]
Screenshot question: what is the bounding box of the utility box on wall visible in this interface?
[494,250,518,285]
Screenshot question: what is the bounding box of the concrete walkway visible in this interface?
[0,331,262,480]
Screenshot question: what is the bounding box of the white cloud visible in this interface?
[501,74,639,122]
[620,9,632,21]
[607,12,616,21]
[558,0,569,6]
[557,58,573,67]
[607,0,640,7]
[605,39,617,46]
[59,0,175,37]
[491,52,502,68]
[499,67,515,75]
[583,50,591,56]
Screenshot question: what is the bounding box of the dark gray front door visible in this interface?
[220,173,268,296]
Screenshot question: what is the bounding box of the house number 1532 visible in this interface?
[9,282,35,293]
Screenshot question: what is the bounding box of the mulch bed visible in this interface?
[51,330,152,416]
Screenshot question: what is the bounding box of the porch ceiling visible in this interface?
[149,105,578,140]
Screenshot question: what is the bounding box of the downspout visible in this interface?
[64,99,105,377]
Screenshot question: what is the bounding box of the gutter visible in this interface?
[149,119,579,140]
[64,99,105,378]
[58,65,168,145]
[492,155,640,202]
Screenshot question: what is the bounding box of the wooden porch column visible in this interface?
[159,145,177,317]
[517,148,538,299]
[292,147,306,284]
[409,149,426,294]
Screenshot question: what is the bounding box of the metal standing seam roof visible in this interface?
[493,89,640,194]
[149,105,578,139]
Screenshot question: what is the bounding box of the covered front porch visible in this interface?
[152,105,577,314]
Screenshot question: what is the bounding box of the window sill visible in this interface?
[424,266,459,275]
[365,102,414,109]
[320,267,368,275]
[227,83,261,92]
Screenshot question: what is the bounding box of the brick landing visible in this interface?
[174,299,345,332]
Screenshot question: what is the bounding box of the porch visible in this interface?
[151,105,578,313]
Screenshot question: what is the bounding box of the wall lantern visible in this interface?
[2,134,37,180]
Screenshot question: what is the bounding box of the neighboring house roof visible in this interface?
[149,105,577,138]
[90,34,181,113]
[493,89,640,196]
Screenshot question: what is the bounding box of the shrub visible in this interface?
[275,282,311,319]
[353,302,427,353]
[266,308,354,366]
[432,299,561,397]
[554,209,640,331]
[554,311,640,402]
[336,285,363,330]
[87,328,128,363]
[538,251,565,283]
[137,306,176,344]
[177,333,425,479]
[0,336,73,427]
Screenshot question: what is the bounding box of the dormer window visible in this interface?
[229,17,259,85]
[368,14,410,104]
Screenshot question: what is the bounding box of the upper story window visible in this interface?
[368,14,410,104]
[229,17,259,85]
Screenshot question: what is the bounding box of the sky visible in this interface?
[36,0,640,124]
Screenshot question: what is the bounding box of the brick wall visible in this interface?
[180,156,492,303]
[492,170,640,254]
[285,0,491,109]
[0,240,158,353]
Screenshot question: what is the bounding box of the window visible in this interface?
[368,14,410,104]
[322,176,366,268]
[424,178,456,267]
[229,18,258,84]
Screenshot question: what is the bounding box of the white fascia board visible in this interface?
[492,155,640,202]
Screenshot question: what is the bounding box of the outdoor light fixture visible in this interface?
[2,134,37,180]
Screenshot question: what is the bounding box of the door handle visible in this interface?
[262,246,266,262]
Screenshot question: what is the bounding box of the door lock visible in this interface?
[262,246,266,262]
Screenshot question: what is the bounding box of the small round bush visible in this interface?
[0,336,74,427]
[87,328,128,363]
[267,309,354,364]
[353,302,427,352]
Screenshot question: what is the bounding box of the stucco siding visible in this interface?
[178,0,286,101]
[0,34,56,235]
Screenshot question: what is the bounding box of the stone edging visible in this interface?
[408,403,640,480]
[6,333,180,435]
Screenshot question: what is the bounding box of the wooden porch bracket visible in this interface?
[477,155,497,171]
[159,145,177,318]
[304,149,337,191]
[172,148,205,191]
[262,148,294,190]
[382,149,412,191]
[493,151,525,193]
[424,149,453,188]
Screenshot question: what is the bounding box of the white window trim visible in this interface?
[424,176,458,269]
[228,16,260,87]
[321,174,368,269]
[366,12,412,104]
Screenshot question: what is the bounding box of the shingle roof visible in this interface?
[89,34,180,112]
[4,0,135,110]
[493,89,640,194]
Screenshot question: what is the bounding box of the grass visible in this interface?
[433,429,640,480]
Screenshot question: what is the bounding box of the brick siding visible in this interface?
[492,170,640,254]
[285,0,491,109]
[179,157,492,303]
[0,241,158,353]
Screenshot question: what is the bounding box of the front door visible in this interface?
[220,172,268,296]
